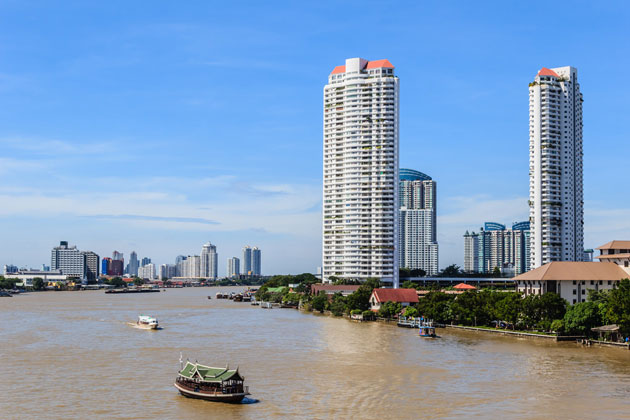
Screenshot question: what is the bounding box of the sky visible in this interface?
[1,1,629,275]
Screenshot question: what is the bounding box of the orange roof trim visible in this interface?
[366,59,395,69]
[538,67,559,77]
[331,65,346,74]
[453,283,477,290]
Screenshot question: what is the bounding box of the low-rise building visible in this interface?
[513,262,628,305]
[311,284,361,296]
[11,270,69,287]
[595,240,630,274]
[369,288,419,312]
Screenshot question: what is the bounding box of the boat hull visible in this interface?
[174,382,247,403]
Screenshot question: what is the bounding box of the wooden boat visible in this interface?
[207,296,212,299]
[174,361,250,403]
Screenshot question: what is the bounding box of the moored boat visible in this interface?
[174,361,250,403]
[136,315,159,330]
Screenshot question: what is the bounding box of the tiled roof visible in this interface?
[330,59,394,74]
[538,67,559,77]
[513,262,628,281]
[371,288,419,303]
[311,284,360,294]
[596,240,630,250]
[179,361,240,383]
[453,283,477,290]
[365,59,394,69]
[596,253,630,259]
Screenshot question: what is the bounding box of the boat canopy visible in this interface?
[178,361,242,383]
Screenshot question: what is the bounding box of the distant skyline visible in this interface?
[1,2,629,274]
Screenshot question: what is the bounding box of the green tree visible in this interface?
[378,301,402,318]
[32,277,46,291]
[495,293,522,329]
[438,264,462,277]
[492,266,501,278]
[311,292,328,312]
[108,277,125,288]
[604,279,630,336]
[0,276,17,290]
[133,277,145,286]
[563,301,601,336]
[401,280,417,290]
[416,292,455,323]
[345,278,380,311]
[362,310,375,320]
[550,319,565,334]
[403,306,418,318]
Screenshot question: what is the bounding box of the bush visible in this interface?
[550,319,564,334]
[350,309,362,315]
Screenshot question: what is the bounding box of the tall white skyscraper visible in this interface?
[200,242,218,279]
[227,257,240,277]
[398,169,438,276]
[322,58,399,287]
[529,66,583,268]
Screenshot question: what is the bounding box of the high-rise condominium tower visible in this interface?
[398,169,438,276]
[227,257,240,277]
[201,242,218,279]
[323,58,399,287]
[242,246,252,275]
[252,247,261,276]
[128,251,139,277]
[529,66,583,268]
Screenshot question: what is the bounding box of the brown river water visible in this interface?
[1,287,629,420]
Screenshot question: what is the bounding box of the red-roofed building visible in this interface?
[369,288,419,311]
[453,283,477,291]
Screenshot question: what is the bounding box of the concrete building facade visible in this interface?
[398,168,438,276]
[463,222,531,276]
[529,66,584,268]
[322,57,399,286]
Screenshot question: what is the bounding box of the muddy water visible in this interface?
[1,287,629,419]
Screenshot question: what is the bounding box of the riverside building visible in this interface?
[201,242,218,279]
[463,222,531,276]
[322,57,399,287]
[227,257,240,277]
[398,168,438,276]
[50,241,99,281]
[529,66,584,268]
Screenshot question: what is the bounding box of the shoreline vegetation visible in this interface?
[254,274,630,347]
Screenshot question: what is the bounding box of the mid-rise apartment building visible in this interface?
[322,57,399,286]
[464,222,531,275]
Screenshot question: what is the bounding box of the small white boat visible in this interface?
[260,302,272,309]
[137,315,159,330]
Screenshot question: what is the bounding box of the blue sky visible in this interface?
[1,1,629,275]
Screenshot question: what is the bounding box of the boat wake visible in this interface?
[127,323,162,330]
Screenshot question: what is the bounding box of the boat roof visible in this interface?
[179,361,242,383]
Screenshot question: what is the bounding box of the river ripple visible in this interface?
[1,287,629,419]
